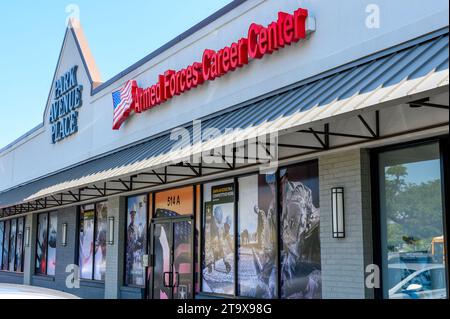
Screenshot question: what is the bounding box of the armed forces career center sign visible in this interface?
[49,66,83,143]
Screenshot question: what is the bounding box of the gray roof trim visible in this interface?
[0,27,448,198]
[91,0,249,95]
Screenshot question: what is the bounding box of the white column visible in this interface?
[319,149,373,299]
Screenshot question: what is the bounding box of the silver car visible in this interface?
[389,264,447,299]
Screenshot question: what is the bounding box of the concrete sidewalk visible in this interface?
[0,284,80,299]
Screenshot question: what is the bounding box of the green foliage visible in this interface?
[384,164,443,252]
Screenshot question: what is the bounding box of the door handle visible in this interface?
[163,272,173,287]
[174,272,180,288]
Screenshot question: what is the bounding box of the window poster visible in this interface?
[2,221,10,270]
[94,202,108,281]
[8,219,17,271]
[155,186,193,218]
[47,212,58,276]
[0,218,25,273]
[152,222,171,299]
[0,222,4,268]
[146,194,153,285]
[202,183,235,295]
[280,163,321,299]
[15,218,24,272]
[126,195,147,286]
[195,184,201,294]
[79,206,95,279]
[238,174,277,298]
[36,214,48,274]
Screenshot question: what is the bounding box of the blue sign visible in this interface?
[49,65,83,143]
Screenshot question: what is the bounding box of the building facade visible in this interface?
[0,0,449,299]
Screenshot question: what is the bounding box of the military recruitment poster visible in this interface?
[202,183,235,295]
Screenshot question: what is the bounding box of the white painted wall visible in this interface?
[0,0,448,192]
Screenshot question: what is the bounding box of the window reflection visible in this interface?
[379,142,447,299]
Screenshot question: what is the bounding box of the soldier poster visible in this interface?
[238,174,277,298]
[126,195,147,286]
[202,183,235,295]
[94,202,108,281]
[79,206,95,279]
[280,163,321,299]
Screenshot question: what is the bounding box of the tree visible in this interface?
[384,165,443,252]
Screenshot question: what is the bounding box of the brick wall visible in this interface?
[319,149,374,299]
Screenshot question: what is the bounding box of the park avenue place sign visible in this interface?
[49,65,83,143]
[112,7,315,130]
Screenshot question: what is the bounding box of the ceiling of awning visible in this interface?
[0,27,448,216]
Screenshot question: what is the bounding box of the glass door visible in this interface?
[150,218,194,299]
[377,141,448,299]
[172,220,194,299]
[151,222,172,299]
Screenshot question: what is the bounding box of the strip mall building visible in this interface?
[0,0,448,299]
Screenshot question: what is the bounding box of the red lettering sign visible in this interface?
[112,8,309,130]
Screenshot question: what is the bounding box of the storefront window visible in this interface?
[35,212,57,275]
[280,162,322,299]
[79,205,95,279]
[0,218,25,273]
[8,219,17,271]
[202,180,235,295]
[379,142,447,299]
[146,194,153,286]
[201,164,322,299]
[0,222,4,270]
[125,194,147,286]
[15,218,24,272]
[94,202,108,281]
[78,202,108,281]
[238,174,278,298]
[36,214,48,274]
[2,221,10,270]
[195,184,201,294]
[47,212,58,276]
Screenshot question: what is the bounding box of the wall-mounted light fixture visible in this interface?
[61,223,68,247]
[25,227,31,247]
[331,187,345,238]
[108,217,115,245]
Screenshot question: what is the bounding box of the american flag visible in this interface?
[112,80,137,130]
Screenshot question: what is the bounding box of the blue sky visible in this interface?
[0,0,232,149]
